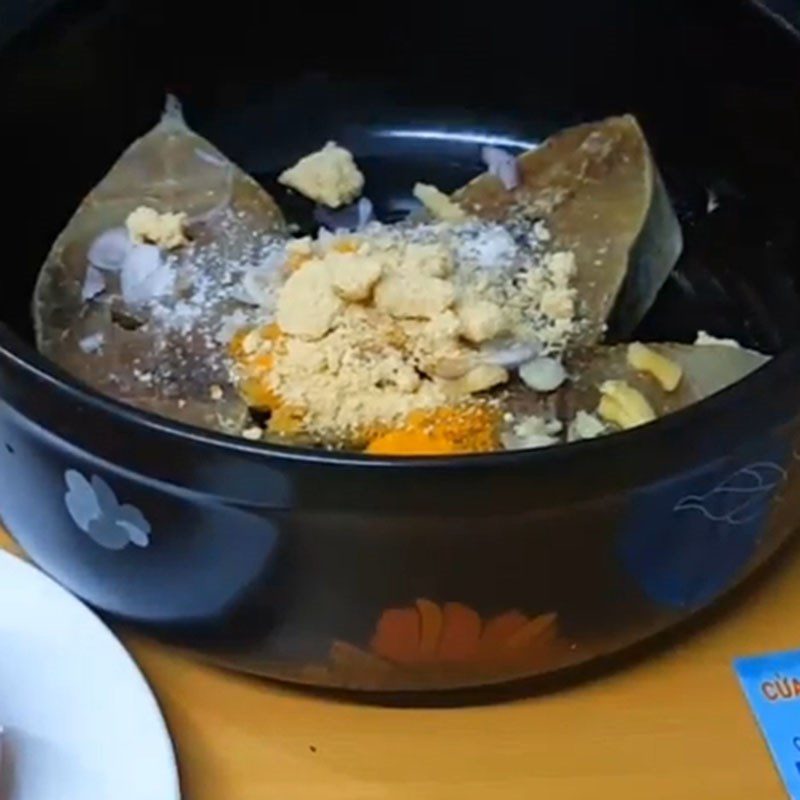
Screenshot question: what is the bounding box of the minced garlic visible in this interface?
[567,410,607,442]
[413,183,467,222]
[627,342,682,392]
[505,414,563,449]
[597,380,656,429]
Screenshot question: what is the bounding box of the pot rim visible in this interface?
[3,322,798,473]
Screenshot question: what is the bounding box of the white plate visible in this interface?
[0,551,180,800]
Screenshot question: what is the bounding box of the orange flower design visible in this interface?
[326,599,565,689]
[369,600,558,667]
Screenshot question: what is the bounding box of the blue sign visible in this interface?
[735,650,800,798]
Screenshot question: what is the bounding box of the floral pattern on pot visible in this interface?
[673,462,786,526]
[64,470,151,551]
[320,600,568,689]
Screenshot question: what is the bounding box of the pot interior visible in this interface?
[1,0,800,368]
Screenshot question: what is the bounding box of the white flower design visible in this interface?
[673,462,787,526]
[64,470,151,550]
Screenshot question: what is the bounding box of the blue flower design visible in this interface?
[64,470,151,550]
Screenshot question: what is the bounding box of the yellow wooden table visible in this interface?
[3,529,798,799]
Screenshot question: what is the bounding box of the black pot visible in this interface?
[1,0,800,691]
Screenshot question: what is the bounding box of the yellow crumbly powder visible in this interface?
[232,229,579,445]
[463,249,579,353]
[272,307,449,438]
[278,142,365,208]
[126,206,188,249]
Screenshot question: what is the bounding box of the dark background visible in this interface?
[754,0,800,30]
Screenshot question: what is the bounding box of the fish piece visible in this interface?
[455,115,683,345]
[33,96,287,433]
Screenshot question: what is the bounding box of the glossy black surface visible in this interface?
[1,0,800,690]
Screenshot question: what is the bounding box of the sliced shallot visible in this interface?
[88,227,132,272]
[481,145,520,191]
[120,245,174,305]
[480,339,540,369]
[239,251,285,306]
[81,266,106,301]
[314,197,374,232]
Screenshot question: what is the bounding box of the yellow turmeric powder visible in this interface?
[366,429,457,456]
[366,404,500,456]
[230,324,285,410]
[267,404,307,436]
